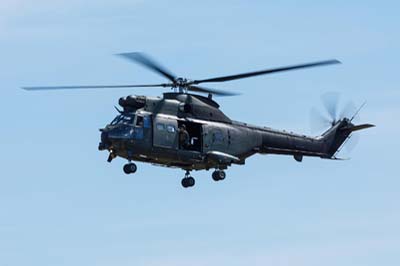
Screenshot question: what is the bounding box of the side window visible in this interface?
[156,123,165,131]
[166,125,175,133]
[136,116,144,127]
[143,116,151,128]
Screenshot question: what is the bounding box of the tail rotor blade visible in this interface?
[321,92,340,122]
[340,101,358,121]
[310,107,332,134]
[345,133,360,153]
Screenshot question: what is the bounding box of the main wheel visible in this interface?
[123,163,137,174]
[181,177,195,188]
[187,177,195,187]
[212,170,226,181]
[181,178,189,188]
[218,170,226,180]
[212,171,220,181]
[181,178,187,188]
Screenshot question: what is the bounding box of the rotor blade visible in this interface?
[321,92,340,122]
[22,83,172,91]
[117,52,177,82]
[188,85,240,96]
[191,59,341,84]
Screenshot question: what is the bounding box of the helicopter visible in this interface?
[23,53,375,188]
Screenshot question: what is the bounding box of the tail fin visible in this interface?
[321,120,375,158]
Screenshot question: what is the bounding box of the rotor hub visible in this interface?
[172,77,191,93]
[174,77,189,87]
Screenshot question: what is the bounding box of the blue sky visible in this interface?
[0,1,399,265]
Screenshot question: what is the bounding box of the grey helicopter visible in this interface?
[23,53,375,188]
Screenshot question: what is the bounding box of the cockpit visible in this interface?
[110,114,135,126]
[108,112,150,129]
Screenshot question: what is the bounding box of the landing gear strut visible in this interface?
[107,151,116,163]
[181,171,195,188]
[123,162,137,174]
[212,170,226,181]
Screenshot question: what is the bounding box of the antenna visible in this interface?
[114,105,123,114]
[350,101,366,122]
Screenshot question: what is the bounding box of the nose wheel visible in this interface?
[123,162,137,174]
[212,170,226,181]
[181,171,195,188]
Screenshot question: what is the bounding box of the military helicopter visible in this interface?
[23,53,375,188]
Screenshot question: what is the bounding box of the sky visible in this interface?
[0,1,399,265]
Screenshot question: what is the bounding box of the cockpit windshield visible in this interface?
[110,114,135,126]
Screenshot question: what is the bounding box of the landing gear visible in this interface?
[181,177,195,188]
[123,162,137,174]
[181,171,195,188]
[107,151,116,163]
[212,170,226,181]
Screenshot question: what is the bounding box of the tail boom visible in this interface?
[256,120,374,161]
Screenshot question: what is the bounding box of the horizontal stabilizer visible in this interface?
[341,123,375,132]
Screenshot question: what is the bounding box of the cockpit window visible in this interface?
[110,114,135,125]
[110,116,121,125]
[121,115,134,124]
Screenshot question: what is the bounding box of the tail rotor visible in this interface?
[310,92,369,154]
[310,92,357,133]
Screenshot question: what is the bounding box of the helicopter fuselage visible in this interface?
[98,93,345,171]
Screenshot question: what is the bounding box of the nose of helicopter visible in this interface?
[98,125,133,151]
[98,129,110,151]
[100,130,109,142]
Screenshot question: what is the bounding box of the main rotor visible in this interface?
[22,52,341,96]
